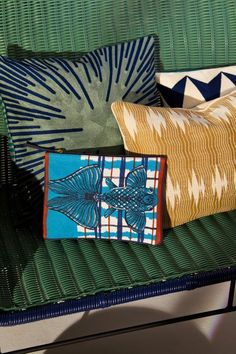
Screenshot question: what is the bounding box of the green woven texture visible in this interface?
[0,0,236,70]
[0,188,236,311]
[0,0,236,312]
[0,99,14,184]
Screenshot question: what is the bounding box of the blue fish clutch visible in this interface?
[43,153,166,245]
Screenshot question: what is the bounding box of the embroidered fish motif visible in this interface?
[48,164,158,233]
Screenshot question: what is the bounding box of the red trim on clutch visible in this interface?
[43,152,49,239]
[155,156,167,245]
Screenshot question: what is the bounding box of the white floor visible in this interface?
[0,281,235,354]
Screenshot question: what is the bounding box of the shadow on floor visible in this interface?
[44,306,213,354]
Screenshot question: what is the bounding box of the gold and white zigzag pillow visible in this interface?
[111,92,236,228]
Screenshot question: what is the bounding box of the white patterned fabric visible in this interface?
[156,65,236,108]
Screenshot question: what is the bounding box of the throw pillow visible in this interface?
[156,65,236,108]
[0,35,159,216]
[111,92,236,228]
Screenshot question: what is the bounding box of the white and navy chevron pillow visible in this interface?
[0,36,159,217]
[156,65,236,108]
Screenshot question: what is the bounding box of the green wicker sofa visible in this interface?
[0,0,235,343]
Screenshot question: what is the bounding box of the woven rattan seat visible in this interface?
[0,0,236,326]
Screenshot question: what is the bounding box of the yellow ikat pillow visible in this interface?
[111,92,236,228]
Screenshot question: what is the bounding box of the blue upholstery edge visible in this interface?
[1,267,236,326]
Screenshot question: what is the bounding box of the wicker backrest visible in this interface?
[1,0,236,183]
